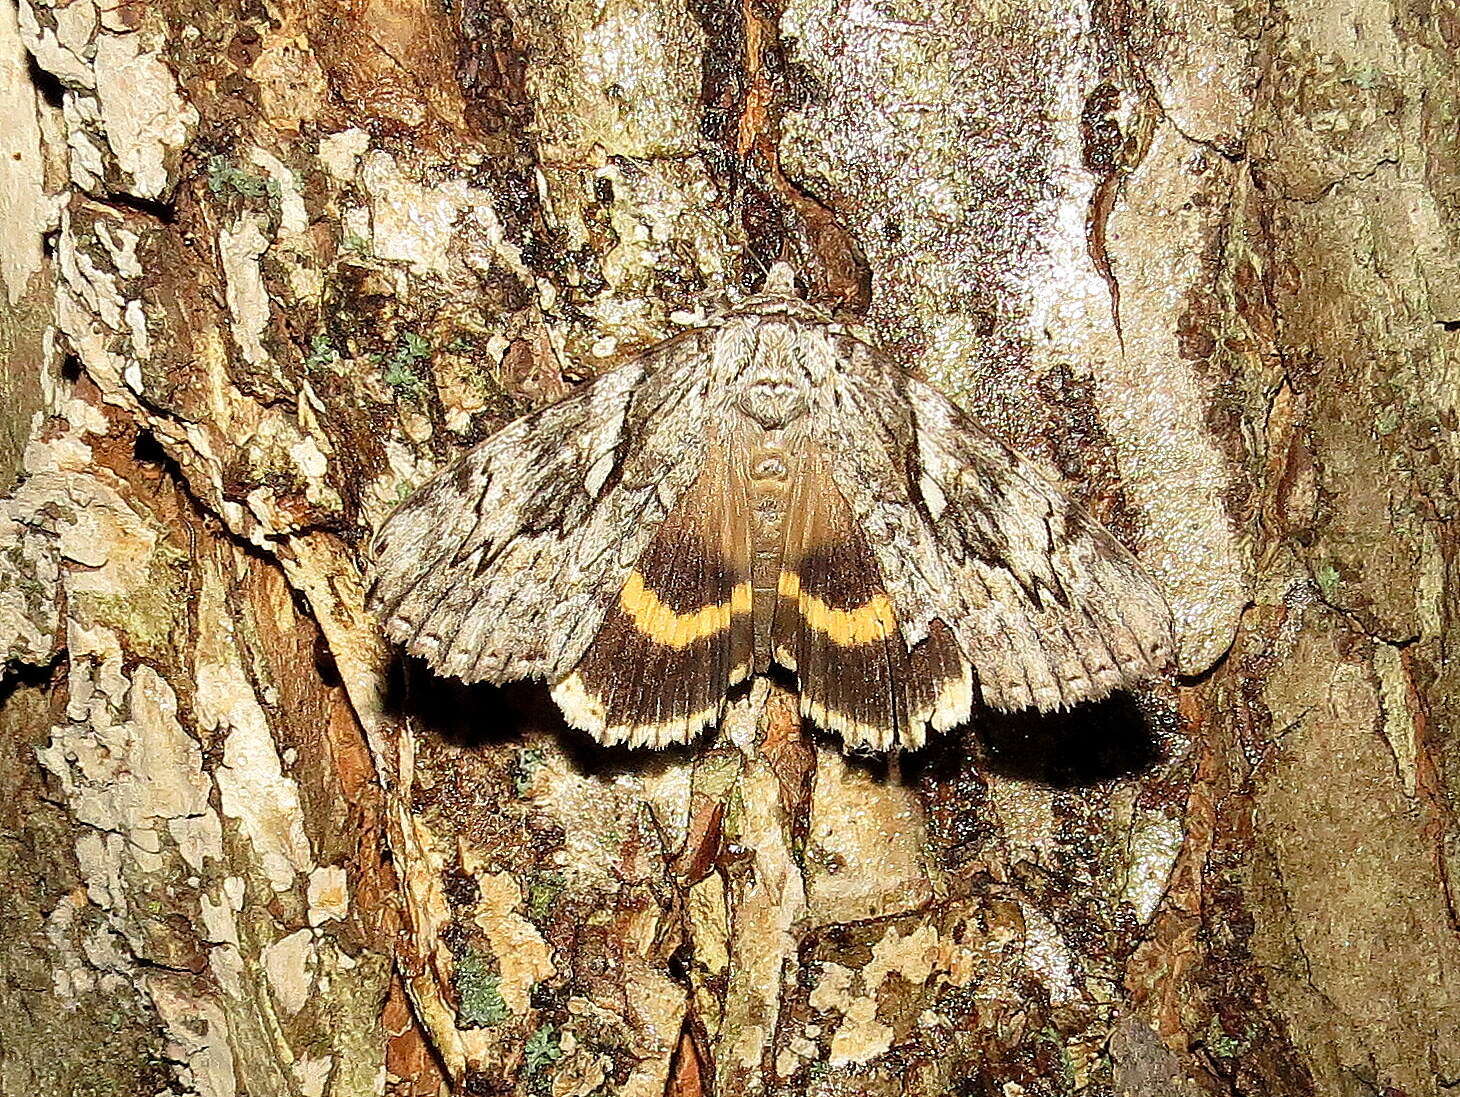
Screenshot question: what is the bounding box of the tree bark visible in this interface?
[2,0,1457,1094]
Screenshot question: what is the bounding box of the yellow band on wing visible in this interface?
[777,571,897,645]
[619,570,752,648]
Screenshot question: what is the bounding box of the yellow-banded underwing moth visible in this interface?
[368,265,1173,752]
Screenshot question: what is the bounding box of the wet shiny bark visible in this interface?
[1,0,1457,1094]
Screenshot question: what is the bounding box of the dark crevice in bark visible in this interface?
[0,654,65,711]
[92,191,179,225]
[685,0,870,305]
[25,55,64,110]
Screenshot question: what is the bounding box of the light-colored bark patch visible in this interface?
[0,3,50,305]
[811,922,946,1067]
[148,979,238,1097]
[91,29,196,199]
[249,30,330,133]
[1118,810,1185,922]
[1095,122,1251,673]
[804,743,934,924]
[17,0,96,88]
[1021,907,1078,1005]
[467,867,557,1015]
[318,127,371,181]
[262,927,316,1016]
[307,864,350,926]
[511,0,705,162]
[38,654,218,888]
[361,150,504,279]
[719,684,808,1077]
[196,555,314,892]
[1252,616,1460,1093]
[292,1054,335,1097]
[219,214,273,369]
[827,994,893,1068]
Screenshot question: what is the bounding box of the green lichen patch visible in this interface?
[526,871,566,926]
[73,540,190,666]
[514,747,546,797]
[524,1023,564,1073]
[1313,561,1341,601]
[207,155,281,206]
[454,948,509,1028]
[381,332,432,398]
[303,333,340,370]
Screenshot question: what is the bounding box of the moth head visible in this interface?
[724,262,833,326]
[762,261,799,298]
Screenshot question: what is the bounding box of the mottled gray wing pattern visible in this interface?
[820,340,1173,715]
[368,334,716,686]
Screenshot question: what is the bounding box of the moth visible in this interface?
[368,265,1173,752]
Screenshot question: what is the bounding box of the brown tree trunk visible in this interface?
[2,0,1457,1094]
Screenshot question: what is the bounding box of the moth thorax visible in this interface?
[736,374,808,430]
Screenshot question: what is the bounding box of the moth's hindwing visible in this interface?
[824,356,1174,716]
[552,444,755,749]
[772,445,972,752]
